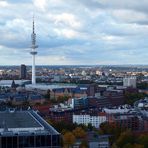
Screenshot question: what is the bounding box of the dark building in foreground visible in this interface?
[20,64,27,79]
[0,110,60,148]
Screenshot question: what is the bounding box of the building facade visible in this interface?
[73,113,106,128]
[20,64,27,79]
[123,77,137,88]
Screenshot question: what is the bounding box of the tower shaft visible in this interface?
[30,17,38,85]
[32,54,36,84]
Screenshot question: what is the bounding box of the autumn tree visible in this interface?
[73,127,86,139]
[63,132,76,148]
[99,122,123,144]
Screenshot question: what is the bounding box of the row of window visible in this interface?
[0,135,60,148]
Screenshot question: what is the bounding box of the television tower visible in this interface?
[30,17,38,85]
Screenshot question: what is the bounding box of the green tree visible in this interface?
[137,82,148,90]
[79,140,89,148]
[138,134,148,148]
[57,95,70,103]
[44,89,50,100]
[111,143,118,148]
[134,144,144,148]
[116,130,134,148]
[87,123,93,131]
[123,143,133,148]
[123,143,144,148]
[124,92,147,105]
[51,120,78,132]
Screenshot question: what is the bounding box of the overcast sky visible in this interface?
[0,0,148,65]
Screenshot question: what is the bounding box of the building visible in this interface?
[0,80,30,87]
[20,64,27,79]
[89,135,110,148]
[73,134,110,148]
[103,90,125,106]
[69,96,111,109]
[73,113,106,128]
[0,109,60,148]
[110,113,144,131]
[123,77,137,88]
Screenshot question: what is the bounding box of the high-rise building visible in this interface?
[20,64,27,79]
[123,77,137,88]
[30,17,38,85]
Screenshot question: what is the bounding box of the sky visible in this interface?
[0,0,148,65]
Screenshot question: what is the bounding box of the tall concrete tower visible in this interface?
[30,17,38,85]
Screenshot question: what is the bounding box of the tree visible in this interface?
[133,144,144,148]
[123,143,144,148]
[138,134,148,148]
[116,130,134,148]
[87,123,93,131]
[73,127,86,139]
[63,132,76,148]
[51,120,78,133]
[99,122,123,144]
[137,82,148,90]
[44,89,50,100]
[111,143,118,148]
[124,92,147,105]
[79,140,89,148]
[57,95,70,103]
[123,143,133,148]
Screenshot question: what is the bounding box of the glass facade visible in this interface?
[0,134,60,148]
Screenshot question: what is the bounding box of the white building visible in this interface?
[73,114,106,128]
[123,77,137,88]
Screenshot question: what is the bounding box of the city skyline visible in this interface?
[0,0,148,65]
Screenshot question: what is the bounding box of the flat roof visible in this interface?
[0,110,59,135]
[0,80,30,86]
[0,111,42,129]
[26,84,77,91]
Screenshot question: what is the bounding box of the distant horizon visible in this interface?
[0,64,148,67]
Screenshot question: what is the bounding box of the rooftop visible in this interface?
[0,111,42,129]
[0,80,30,86]
[26,83,77,90]
[0,110,59,136]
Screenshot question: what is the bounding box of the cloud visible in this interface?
[0,0,147,65]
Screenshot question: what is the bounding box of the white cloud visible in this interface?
[112,9,148,23]
[36,55,71,65]
[53,28,80,39]
[0,1,9,7]
[50,13,82,29]
[33,0,47,11]
[0,0,147,65]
